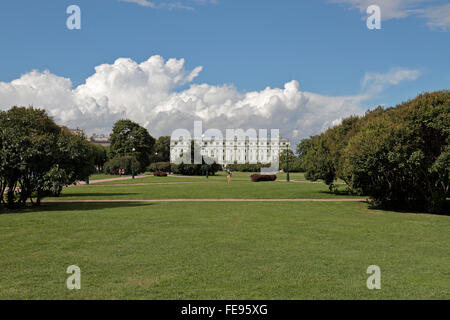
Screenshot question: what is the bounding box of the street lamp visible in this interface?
[202,134,208,179]
[286,144,290,183]
[132,147,136,180]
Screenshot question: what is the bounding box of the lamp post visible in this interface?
[202,134,208,179]
[132,147,136,180]
[286,144,290,183]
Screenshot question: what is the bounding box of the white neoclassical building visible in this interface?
[170,135,290,166]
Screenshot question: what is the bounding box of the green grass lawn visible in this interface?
[1,176,448,299]
[91,171,307,185]
[54,180,359,200]
[89,173,118,181]
[0,201,449,299]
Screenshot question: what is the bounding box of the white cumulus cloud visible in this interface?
[0,56,420,144]
[362,67,421,94]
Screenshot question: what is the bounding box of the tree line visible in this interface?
[300,90,449,214]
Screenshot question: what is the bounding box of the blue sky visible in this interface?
[0,0,449,141]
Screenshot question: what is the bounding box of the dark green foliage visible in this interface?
[104,156,142,175]
[226,163,272,172]
[302,91,450,214]
[150,136,171,163]
[90,143,108,172]
[147,162,171,173]
[0,107,95,207]
[171,162,222,176]
[279,149,304,172]
[109,119,155,169]
[250,174,277,182]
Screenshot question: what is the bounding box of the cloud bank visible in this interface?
[0,56,419,143]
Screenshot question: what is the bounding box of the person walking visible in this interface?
[118,168,122,176]
[227,169,232,183]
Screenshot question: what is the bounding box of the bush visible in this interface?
[153,171,168,177]
[171,162,222,176]
[104,156,142,175]
[147,162,171,173]
[302,90,450,214]
[251,174,277,182]
[226,163,272,172]
[0,107,96,208]
[280,157,304,173]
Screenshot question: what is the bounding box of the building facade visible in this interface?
[89,134,111,147]
[170,136,290,166]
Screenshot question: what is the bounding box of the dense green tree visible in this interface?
[279,149,303,172]
[303,135,336,188]
[90,143,108,172]
[150,136,171,163]
[296,138,311,159]
[104,156,142,175]
[302,90,449,213]
[0,107,95,207]
[343,91,449,212]
[109,119,155,170]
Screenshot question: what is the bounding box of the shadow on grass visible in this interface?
[366,200,450,216]
[317,190,358,197]
[55,192,138,198]
[0,202,153,215]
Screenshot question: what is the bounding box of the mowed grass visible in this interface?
[54,179,359,200]
[0,201,449,299]
[91,172,307,185]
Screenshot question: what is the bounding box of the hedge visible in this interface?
[104,156,142,175]
[250,174,277,182]
[147,162,171,173]
[226,163,272,172]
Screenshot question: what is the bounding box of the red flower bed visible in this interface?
[154,171,168,177]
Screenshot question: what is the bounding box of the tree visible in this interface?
[151,136,171,163]
[301,90,449,213]
[303,135,336,188]
[0,106,95,208]
[342,91,449,213]
[90,143,108,172]
[279,149,303,172]
[109,119,155,172]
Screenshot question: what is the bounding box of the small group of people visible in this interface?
[118,168,126,176]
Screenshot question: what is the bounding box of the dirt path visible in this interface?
[82,182,212,187]
[78,175,152,185]
[43,198,367,203]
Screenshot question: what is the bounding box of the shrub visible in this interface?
[147,162,171,173]
[302,90,450,214]
[104,156,142,175]
[154,171,168,177]
[251,174,277,182]
[171,162,222,176]
[226,163,273,172]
